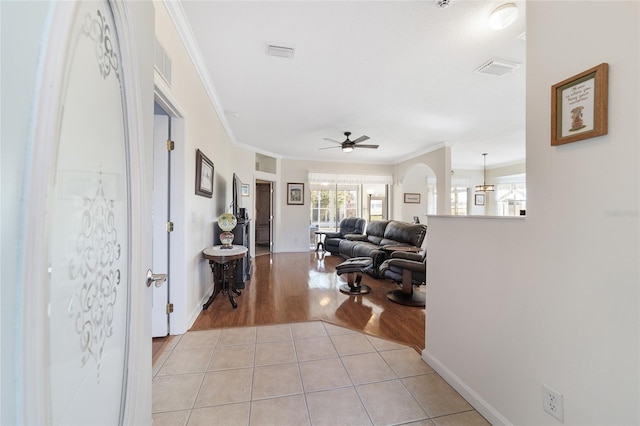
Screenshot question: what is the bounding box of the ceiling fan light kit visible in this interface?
[320,131,379,153]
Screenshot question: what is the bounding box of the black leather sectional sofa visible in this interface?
[336,220,427,277]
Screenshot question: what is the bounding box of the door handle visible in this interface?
[146,269,167,287]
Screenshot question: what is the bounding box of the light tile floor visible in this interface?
[153,321,490,426]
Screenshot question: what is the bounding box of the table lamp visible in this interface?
[217,211,237,249]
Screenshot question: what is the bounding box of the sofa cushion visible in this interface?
[324,217,366,254]
[383,221,427,248]
[362,220,390,246]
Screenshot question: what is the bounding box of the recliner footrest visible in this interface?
[336,257,373,295]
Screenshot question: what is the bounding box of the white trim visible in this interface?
[162,0,237,146]
[422,350,512,426]
[112,1,153,424]
[308,172,393,185]
[154,71,184,118]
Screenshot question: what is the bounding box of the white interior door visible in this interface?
[21,1,153,424]
[152,115,170,337]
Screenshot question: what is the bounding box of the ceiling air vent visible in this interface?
[267,44,295,59]
[474,59,520,76]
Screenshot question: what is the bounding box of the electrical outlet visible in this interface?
[542,384,564,422]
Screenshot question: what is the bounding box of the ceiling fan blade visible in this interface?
[322,137,343,144]
[351,135,370,144]
[355,144,379,149]
[318,145,342,150]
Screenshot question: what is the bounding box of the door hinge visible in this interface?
[166,140,175,151]
[166,221,174,232]
[166,303,174,314]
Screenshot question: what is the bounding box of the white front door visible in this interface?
[21,1,153,424]
[152,115,171,337]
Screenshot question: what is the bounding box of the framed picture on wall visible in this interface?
[241,183,249,197]
[287,183,304,205]
[404,193,420,204]
[474,193,485,206]
[195,149,213,198]
[551,63,608,146]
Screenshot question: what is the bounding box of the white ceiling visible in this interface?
[178,0,526,169]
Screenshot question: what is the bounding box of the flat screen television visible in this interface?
[232,173,242,218]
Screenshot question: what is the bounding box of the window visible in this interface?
[450,187,468,215]
[497,183,526,216]
[308,173,392,249]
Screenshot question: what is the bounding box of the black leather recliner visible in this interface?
[379,251,426,286]
[324,217,366,255]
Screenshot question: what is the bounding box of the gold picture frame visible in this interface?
[551,63,608,146]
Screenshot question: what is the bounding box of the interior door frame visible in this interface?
[254,179,275,254]
[153,77,187,335]
[20,2,153,424]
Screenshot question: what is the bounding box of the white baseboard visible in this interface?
[422,349,512,426]
[186,292,212,333]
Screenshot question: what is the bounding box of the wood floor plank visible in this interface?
[189,252,425,351]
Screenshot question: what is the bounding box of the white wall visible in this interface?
[424,2,639,425]
[154,2,237,332]
[398,146,452,215]
[399,164,435,223]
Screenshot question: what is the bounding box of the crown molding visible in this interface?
[162,0,238,145]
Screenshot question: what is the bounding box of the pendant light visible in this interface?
[475,153,495,192]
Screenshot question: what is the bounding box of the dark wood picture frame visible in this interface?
[195,149,214,198]
[404,193,420,204]
[287,183,304,205]
[474,193,485,206]
[551,63,608,146]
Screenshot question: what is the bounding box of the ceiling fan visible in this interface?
[319,131,379,153]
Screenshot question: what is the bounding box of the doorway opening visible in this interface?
[255,179,274,256]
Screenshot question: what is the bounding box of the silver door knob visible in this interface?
[146,269,167,287]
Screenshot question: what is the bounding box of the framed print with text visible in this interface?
[404,193,420,204]
[551,63,608,146]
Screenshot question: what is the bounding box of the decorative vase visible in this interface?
[218,212,237,249]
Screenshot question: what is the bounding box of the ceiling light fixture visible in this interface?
[475,153,495,192]
[342,145,354,153]
[489,3,518,30]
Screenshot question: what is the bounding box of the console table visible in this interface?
[202,245,248,309]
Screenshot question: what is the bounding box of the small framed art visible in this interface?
[287,183,304,205]
[551,63,608,146]
[195,149,213,198]
[474,193,485,206]
[404,193,420,204]
[241,183,249,197]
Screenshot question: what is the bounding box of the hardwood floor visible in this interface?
[188,252,425,352]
